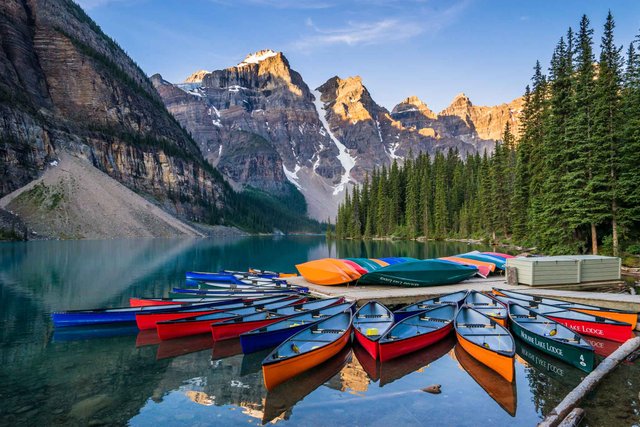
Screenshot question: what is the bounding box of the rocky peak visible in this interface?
[185,70,209,83]
[317,76,381,123]
[391,95,437,120]
[238,49,278,66]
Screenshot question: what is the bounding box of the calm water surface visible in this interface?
[0,237,637,426]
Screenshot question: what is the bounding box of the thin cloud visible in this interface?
[76,0,141,10]
[291,0,470,51]
[294,19,422,49]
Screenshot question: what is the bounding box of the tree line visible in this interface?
[334,13,640,256]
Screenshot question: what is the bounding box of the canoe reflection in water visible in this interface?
[262,346,353,424]
[515,340,585,385]
[156,334,214,360]
[136,329,162,347]
[211,337,243,360]
[452,344,517,417]
[353,335,456,387]
[51,324,139,342]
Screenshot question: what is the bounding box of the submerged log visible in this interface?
[538,336,640,427]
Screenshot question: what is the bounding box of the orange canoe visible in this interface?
[328,259,362,281]
[369,259,390,267]
[455,307,515,382]
[295,259,357,285]
[262,312,352,390]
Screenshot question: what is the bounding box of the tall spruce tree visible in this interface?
[594,11,624,255]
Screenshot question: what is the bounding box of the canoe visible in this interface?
[439,256,494,278]
[262,345,352,425]
[492,288,638,329]
[210,298,344,341]
[262,311,353,390]
[185,271,274,283]
[135,295,288,330]
[340,259,369,275]
[394,290,468,321]
[378,257,405,265]
[295,258,354,285]
[378,304,455,362]
[464,291,508,326]
[353,301,394,359]
[156,296,304,340]
[458,252,506,270]
[508,303,595,373]
[345,258,384,272]
[130,296,251,307]
[493,295,633,343]
[247,268,298,278]
[329,259,362,280]
[370,259,390,267]
[240,302,354,354]
[50,299,241,328]
[455,307,515,382]
[453,344,517,417]
[357,259,477,287]
[169,288,302,297]
[194,280,297,290]
[483,252,515,259]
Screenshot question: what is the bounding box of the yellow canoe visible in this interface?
[369,259,390,267]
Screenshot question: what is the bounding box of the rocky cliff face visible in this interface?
[0,0,227,222]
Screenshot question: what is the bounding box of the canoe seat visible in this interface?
[512,314,536,319]
[458,323,495,329]
[358,314,390,319]
[420,316,448,323]
[312,328,345,334]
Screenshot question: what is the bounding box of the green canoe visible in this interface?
[508,303,595,373]
[357,259,478,287]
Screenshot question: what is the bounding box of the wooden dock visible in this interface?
[289,276,640,314]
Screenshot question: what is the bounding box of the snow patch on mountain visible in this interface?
[282,164,302,190]
[239,49,278,66]
[312,90,355,195]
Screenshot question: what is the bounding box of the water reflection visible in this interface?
[453,343,517,416]
[1,237,637,426]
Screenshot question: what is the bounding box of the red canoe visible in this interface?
[211,298,343,341]
[135,296,284,330]
[494,296,633,343]
[156,296,304,341]
[353,301,394,359]
[378,304,455,362]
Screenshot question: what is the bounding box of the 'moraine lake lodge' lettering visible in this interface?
[558,322,605,336]
[518,330,564,356]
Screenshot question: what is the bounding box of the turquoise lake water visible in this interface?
[0,236,637,426]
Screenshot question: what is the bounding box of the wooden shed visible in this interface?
[506,255,621,287]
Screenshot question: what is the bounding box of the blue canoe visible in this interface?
[170,287,306,296]
[51,298,243,328]
[186,271,286,284]
[240,302,354,354]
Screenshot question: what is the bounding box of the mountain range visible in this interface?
[154,49,523,220]
[0,0,522,237]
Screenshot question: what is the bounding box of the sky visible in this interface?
[78,0,640,111]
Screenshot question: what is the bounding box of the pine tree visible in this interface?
[619,38,640,236]
[594,11,624,255]
[567,15,603,253]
